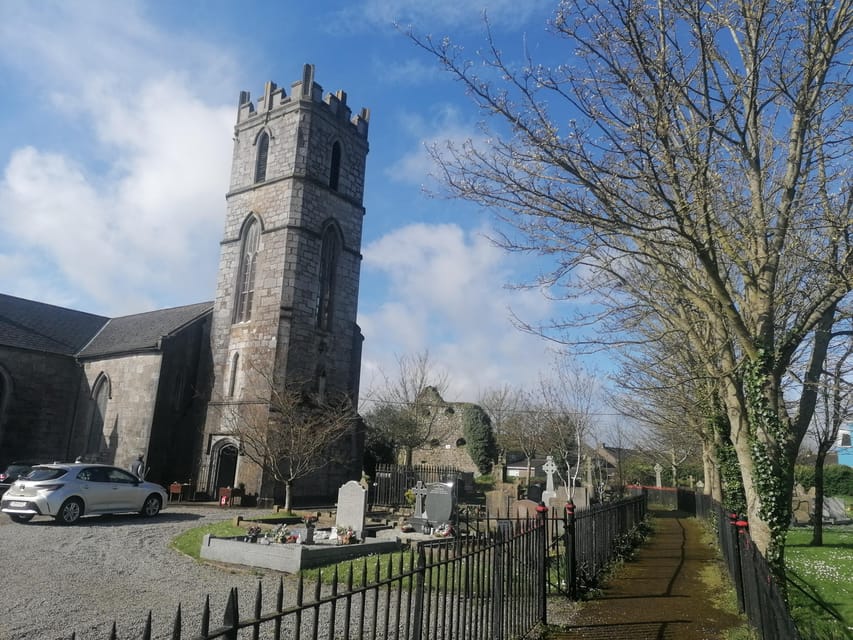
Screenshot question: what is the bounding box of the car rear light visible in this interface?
[38,483,65,492]
[0,474,7,481]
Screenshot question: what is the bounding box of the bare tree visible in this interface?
[806,314,853,545]
[410,1,852,576]
[478,384,526,464]
[218,374,356,512]
[364,351,450,465]
[537,359,599,499]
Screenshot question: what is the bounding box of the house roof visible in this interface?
[0,293,108,356]
[78,301,213,358]
[0,293,213,359]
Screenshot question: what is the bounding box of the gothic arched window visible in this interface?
[329,141,341,191]
[316,225,340,330]
[87,374,110,454]
[255,131,270,183]
[234,218,260,323]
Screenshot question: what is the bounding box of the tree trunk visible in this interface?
[811,450,827,546]
[284,480,293,513]
[727,394,794,586]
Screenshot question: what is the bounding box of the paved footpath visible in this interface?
[548,510,745,640]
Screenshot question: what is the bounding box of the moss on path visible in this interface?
[547,510,748,640]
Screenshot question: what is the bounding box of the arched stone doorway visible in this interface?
[212,442,239,492]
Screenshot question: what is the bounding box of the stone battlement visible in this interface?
[236,63,369,137]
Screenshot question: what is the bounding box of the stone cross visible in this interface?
[412,480,428,516]
[654,463,663,487]
[542,456,558,493]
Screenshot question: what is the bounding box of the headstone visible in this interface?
[336,480,367,541]
[412,480,428,516]
[541,456,558,504]
[654,463,663,487]
[486,489,515,518]
[527,483,544,503]
[424,482,455,527]
[514,499,540,519]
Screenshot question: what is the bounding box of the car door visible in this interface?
[102,467,143,511]
[75,467,112,512]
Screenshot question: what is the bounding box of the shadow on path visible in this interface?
[548,510,744,640]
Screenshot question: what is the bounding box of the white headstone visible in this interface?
[542,456,558,492]
[412,480,429,517]
[654,463,663,487]
[336,480,367,540]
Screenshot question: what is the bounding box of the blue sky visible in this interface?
[0,1,598,405]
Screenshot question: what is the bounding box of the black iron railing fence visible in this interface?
[371,464,461,508]
[72,513,548,640]
[70,495,651,639]
[695,493,801,640]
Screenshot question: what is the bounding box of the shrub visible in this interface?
[461,405,497,474]
[823,464,853,496]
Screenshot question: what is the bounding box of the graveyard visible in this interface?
[198,456,577,573]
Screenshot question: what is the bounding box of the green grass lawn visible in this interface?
[171,520,248,559]
[785,525,853,639]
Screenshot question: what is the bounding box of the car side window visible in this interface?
[78,467,107,482]
[106,468,137,484]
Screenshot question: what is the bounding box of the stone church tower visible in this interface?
[198,64,369,501]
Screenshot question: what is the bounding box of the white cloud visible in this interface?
[388,105,488,187]
[359,222,557,402]
[0,2,236,315]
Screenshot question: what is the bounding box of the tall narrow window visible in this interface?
[329,141,341,191]
[316,225,340,330]
[234,219,260,323]
[228,352,239,397]
[87,375,110,454]
[255,131,269,183]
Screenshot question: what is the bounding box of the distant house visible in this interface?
[504,452,548,482]
[835,425,853,468]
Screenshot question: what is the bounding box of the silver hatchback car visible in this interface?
[0,463,168,525]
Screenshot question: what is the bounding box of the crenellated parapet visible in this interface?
[236,63,369,137]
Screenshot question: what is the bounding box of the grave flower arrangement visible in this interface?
[272,524,294,544]
[336,525,355,545]
[245,525,262,543]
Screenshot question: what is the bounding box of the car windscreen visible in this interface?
[24,467,68,481]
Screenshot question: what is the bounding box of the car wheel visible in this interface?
[56,498,83,525]
[9,513,34,523]
[140,494,162,517]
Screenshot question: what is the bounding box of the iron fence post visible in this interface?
[729,513,746,613]
[564,500,577,599]
[411,546,426,640]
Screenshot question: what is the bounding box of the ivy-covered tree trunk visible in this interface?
[726,358,799,585]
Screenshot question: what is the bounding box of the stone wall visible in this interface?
[75,354,162,470]
[0,347,83,465]
[201,66,369,500]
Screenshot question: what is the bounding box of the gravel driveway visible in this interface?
[0,504,291,640]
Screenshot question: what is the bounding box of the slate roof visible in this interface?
[78,301,213,358]
[0,293,108,356]
[0,293,213,359]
